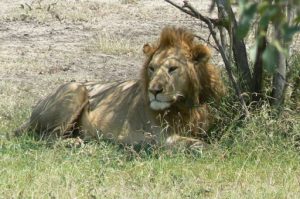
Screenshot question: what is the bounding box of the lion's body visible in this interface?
[80,80,157,144]
[15,27,224,148]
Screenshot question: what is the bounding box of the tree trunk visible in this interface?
[283,3,295,105]
[252,23,269,102]
[271,25,287,106]
[225,1,252,91]
[230,22,252,91]
[271,52,286,106]
[252,36,267,102]
[271,4,291,106]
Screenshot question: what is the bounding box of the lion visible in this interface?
[15,26,224,148]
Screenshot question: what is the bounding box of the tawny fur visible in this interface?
[15,27,224,148]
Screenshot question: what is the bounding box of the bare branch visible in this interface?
[193,34,219,51]
[164,0,227,28]
[164,0,195,16]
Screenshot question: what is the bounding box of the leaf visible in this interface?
[262,44,278,73]
[294,16,300,24]
[259,5,279,29]
[257,1,269,13]
[237,2,257,39]
[238,0,247,11]
[282,24,300,42]
[271,40,288,56]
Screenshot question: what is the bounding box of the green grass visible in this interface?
[1,103,300,198]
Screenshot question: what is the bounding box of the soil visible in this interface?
[0,0,214,98]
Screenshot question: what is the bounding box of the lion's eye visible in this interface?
[168,66,178,74]
[148,66,154,73]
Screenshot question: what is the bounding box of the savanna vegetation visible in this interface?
[0,0,299,198]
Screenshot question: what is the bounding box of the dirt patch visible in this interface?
[0,0,213,92]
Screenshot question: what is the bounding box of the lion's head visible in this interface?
[142,27,224,112]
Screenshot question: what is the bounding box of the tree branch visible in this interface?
[194,34,219,51]
[164,0,228,28]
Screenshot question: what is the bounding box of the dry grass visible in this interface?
[4,0,123,24]
[86,34,140,55]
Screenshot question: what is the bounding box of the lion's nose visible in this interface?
[149,85,163,97]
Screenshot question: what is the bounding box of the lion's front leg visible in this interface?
[164,134,207,150]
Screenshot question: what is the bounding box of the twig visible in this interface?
[164,0,226,28]
[194,34,218,51]
[165,0,250,117]
[25,3,32,10]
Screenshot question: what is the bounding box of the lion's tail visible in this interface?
[12,120,31,138]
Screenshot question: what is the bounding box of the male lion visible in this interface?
[15,27,224,148]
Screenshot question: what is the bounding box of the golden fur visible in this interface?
[15,27,224,148]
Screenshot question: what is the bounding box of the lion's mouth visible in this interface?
[149,100,172,111]
[148,93,184,111]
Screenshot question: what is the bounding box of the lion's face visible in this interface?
[146,47,193,111]
[142,27,223,112]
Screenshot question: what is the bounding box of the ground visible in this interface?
[1,0,300,198]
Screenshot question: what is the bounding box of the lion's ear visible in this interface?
[191,44,211,63]
[143,43,155,56]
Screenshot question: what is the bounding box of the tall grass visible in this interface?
[1,39,300,199]
[1,96,299,198]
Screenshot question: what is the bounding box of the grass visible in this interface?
[1,101,300,198]
[86,34,140,56]
[1,1,300,198]
[1,51,300,199]
[3,0,122,24]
